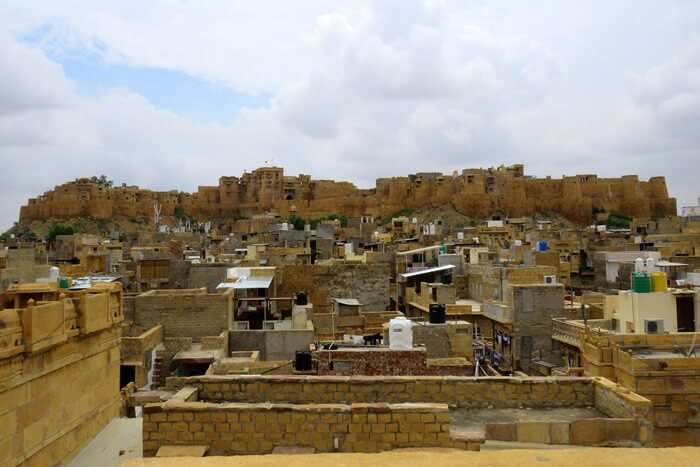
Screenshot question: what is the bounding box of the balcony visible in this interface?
[552,318,616,349]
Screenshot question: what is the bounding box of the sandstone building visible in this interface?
[19,165,676,225]
[0,282,123,466]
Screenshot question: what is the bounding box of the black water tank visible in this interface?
[429,303,446,324]
[295,351,312,371]
[296,292,308,306]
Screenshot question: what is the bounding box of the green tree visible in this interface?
[325,213,348,227]
[287,214,306,231]
[606,213,631,229]
[90,175,113,187]
[47,224,74,242]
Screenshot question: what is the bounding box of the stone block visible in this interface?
[516,421,550,444]
[570,419,606,445]
[485,423,516,441]
[549,422,570,444]
[605,419,638,442]
[655,409,689,428]
[653,428,696,447]
[78,292,112,334]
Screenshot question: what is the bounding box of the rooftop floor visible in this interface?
[120,447,700,467]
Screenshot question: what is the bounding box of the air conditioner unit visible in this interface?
[644,319,664,334]
[544,275,556,285]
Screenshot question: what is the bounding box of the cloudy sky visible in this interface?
[1,1,699,231]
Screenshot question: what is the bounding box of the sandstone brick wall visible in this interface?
[166,375,596,408]
[278,264,390,313]
[142,399,480,456]
[134,290,232,339]
[582,332,700,446]
[189,264,229,293]
[403,322,473,359]
[511,284,565,370]
[486,417,640,446]
[121,325,163,363]
[1,327,121,467]
[314,348,471,376]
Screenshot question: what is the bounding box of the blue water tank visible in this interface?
[537,240,549,252]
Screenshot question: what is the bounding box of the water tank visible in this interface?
[58,277,70,289]
[632,272,651,293]
[651,272,668,292]
[634,258,644,273]
[49,266,60,282]
[536,240,549,252]
[295,292,308,306]
[389,317,413,350]
[429,304,446,324]
[294,351,312,372]
[645,257,656,272]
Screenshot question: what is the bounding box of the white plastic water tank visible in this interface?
[635,258,644,273]
[49,266,60,282]
[389,317,413,350]
[645,257,656,272]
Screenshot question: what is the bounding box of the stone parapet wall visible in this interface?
[1,326,121,467]
[133,289,232,339]
[121,325,163,364]
[142,398,481,456]
[486,417,640,446]
[313,348,471,376]
[582,332,700,446]
[166,375,596,408]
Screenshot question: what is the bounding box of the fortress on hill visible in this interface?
[19,164,676,225]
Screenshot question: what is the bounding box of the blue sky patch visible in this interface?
[21,26,269,124]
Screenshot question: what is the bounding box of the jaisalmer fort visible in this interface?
[19,165,676,224]
[4,3,700,467]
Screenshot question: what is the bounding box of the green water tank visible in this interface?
[632,272,651,293]
[58,277,70,289]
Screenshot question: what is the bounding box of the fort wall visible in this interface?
[18,165,677,225]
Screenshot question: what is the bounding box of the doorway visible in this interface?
[676,295,696,332]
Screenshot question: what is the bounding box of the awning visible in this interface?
[400,264,455,278]
[333,298,362,306]
[396,245,443,256]
[217,276,274,290]
[656,261,688,267]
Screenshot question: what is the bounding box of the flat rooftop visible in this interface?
[120,447,699,467]
[625,348,697,359]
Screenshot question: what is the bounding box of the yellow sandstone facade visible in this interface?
[0,283,123,467]
[19,165,676,225]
